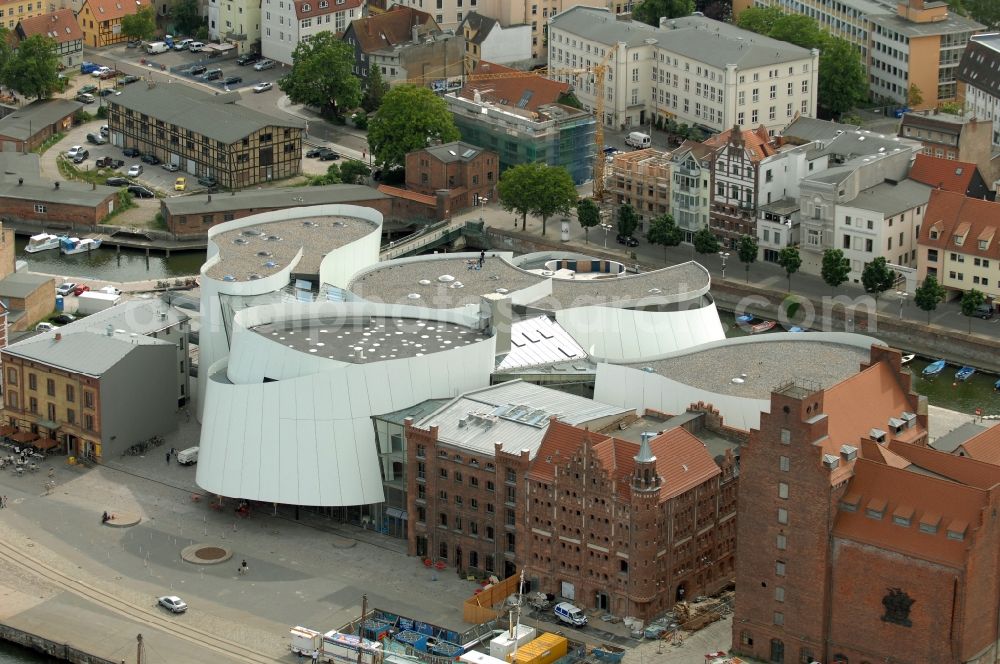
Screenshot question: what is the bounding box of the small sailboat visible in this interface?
[901,354,915,365]
[955,366,976,382]
[59,236,102,255]
[25,233,62,253]
[923,360,946,377]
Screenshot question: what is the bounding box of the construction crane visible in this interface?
[403,45,618,200]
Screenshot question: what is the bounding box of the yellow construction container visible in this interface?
[509,633,568,664]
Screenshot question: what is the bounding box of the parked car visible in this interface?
[91,66,111,78]
[52,314,76,325]
[126,39,141,48]
[162,162,179,172]
[197,175,217,188]
[79,84,98,95]
[554,602,588,627]
[73,284,91,296]
[66,145,86,158]
[174,38,194,50]
[189,64,207,76]
[222,75,242,86]
[616,234,639,247]
[201,68,223,81]
[127,164,143,177]
[117,74,141,86]
[100,124,109,136]
[86,133,106,145]
[96,157,124,169]
[106,176,131,186]
[75,92,95,104]
[252,81,272,93]
[35,322,58,333]
[174,177,186,191]
[188,41,205,52]
[98,88,116,97]
[253,59,275,71]
[128,184,155,198]
[305,147,323,158]
[236,52,261,65]
[99,69,118,80]
[157,596,187,614]
[56,282,77,296]
[123,147,141,158]
[140,154,161,165]
[72,151,89,164]
[972,303,995,319]
[318,149,340,161]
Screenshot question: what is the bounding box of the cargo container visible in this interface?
[489,625,536,660]
[509,634,567,664]
[290,626,323,656]
[322,630,383,664]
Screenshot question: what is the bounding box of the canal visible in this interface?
[15,235,204,282]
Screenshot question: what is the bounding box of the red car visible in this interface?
[73,284,90,296]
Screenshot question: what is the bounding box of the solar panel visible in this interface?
[462,149,476,158]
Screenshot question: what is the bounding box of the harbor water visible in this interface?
[15,235,203,282]
[0,642,47,663]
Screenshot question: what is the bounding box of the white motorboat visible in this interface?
[25,233,62,253]
[59,236,102,255]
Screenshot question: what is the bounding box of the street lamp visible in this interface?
[895,290,908,319]
[718,251,730,279]
[600,222,614,249]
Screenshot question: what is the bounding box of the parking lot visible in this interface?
[115,43,284,95]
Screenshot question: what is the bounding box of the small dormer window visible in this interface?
[929,229,939,240]
[954,235,964,246]
[980,240,989,250]
[318,0,327,6]
[892,506,913,527]
[301,3,310,9]
[839,493,860,512]
[946,520,967,541]
[865,498,886,520]
[919,513,941,534]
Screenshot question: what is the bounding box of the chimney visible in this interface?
[207,194,212,202]
[54,332,62,341]
[54,181,59,189]
[17,178,22,185]
[412,23,419,44]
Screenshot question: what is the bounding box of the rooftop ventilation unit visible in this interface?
[822,454,840,469]
[840,444,858,462]
[870,428,887,443]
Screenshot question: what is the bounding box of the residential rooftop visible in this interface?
[47,298,189,338]
[0,178,118,207]
[868,9,983,38]
[163,184,388,216]
[0,99,82,141]
[845,178,932,216]
[252,316,484,363]
[5,327,172,375]
[0,271,52,300]
[423,142,488,164]
[207,213,378,282]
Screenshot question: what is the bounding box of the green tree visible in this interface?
[632,0,694,26]
[818,37,867,118]
[617,204,639,239]
[699,0,732,22]
[339,160,371,184]
[860,256,896,302]
[121,6,156,41]
[966,0,1000,30]
[498,163,577,234]
[693,225,720,257]
[908,83,923,108]
[768,14,825,48]
[367,85,459,170]
[361,65,389,113]
[647,213,683,264]
[4,35,59,100]
[820,248,851,292]
[556,90,583,109]
[352,110,368,131]
[776,246,802,292]
[576,198,600,244]
[737,234,758,283]
[0,28,12,84]
[913,275,946,324]
[938,101,963,114]
[960,288,986,333]
[280,33,361,119]
[736,6,784,34]
[309,162,342,186]
[172,0,203,35]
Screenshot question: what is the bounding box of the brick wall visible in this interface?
[405,148,499,211]
[164,197,396,236]
[0,192,116,228]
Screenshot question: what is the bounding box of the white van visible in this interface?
[625,132,651,149]
[145,41,169,54]
[553,602,587,627]
[176,446,199,465]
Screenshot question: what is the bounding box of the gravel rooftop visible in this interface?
[347,256,710,309]
[207,214,377,282]
[630,340,872,398]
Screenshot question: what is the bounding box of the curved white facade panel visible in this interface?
[556,302,726,362]
[196,303,496,506]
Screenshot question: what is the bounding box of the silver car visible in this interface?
[157,595,188,613]
[252,81,272,93]
[253,59,275,71]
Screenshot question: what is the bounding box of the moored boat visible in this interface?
[25,233,62,253]
[955,366,976,382]
[901,354,915,365]
[59,236,102,255]
[923,360,946,377]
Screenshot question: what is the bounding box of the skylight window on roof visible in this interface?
[946,521,967,541]
[516,90,534,109]
[448,150,457,156]
[462,149,476,158]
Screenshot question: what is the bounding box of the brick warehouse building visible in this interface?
[522,420,738,620]
[733,345,1000,664]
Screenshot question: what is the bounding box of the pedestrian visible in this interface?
[241,559,248,575]
[170,447,176,458]
[165,451,170,464]
[1,495,6,508]
[312,648,319,662]
[478,250,485,268]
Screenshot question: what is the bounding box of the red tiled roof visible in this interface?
[17,9,83,43]
[377,184,435,206]
[703,125,777,161]
[918,188,1000,261]
[860,438,912,470]
[528,419,608,484]
[834,458,987,567]
[908,153,978,194]
[80,0,150,22]
[649,428,721,501]
[294,0,363,21]
[348,6,437,54]
[957,425,1000,466]
[888,439,1000,490]
[460,61,569,113]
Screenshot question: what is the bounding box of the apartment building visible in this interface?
[107,84,303,189]
[1,329,177,461]
[908,152,993,199]
[606,148,671,232]
[547,8,818,135]
[899,110,999,184]
[669,140,714,241]
[404,381,633,578]
[211,0,259,52]
[706,125,778,249]
[735,0,983,109]
[0,0,47,31]
[756,199,799,262]
[918,188,1000,301]
[16,9,83,68]
[958,33,1000,149]
[459,12,531,75]
[77,0,150,48]
[404,141,498,210]
[262,0,364,64]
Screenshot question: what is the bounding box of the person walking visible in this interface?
[311,648,319,662]
[478,250,485,268]
[165,451,171,465]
